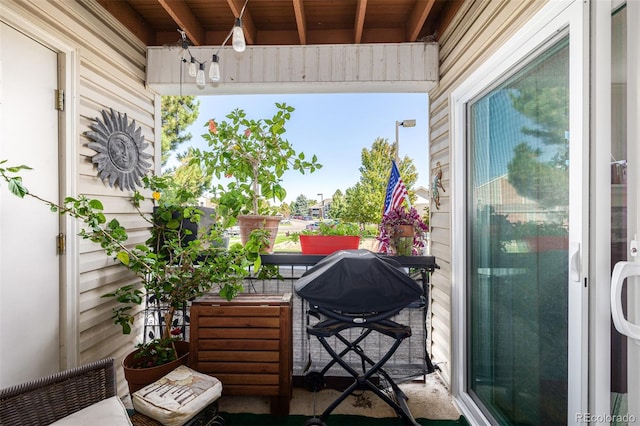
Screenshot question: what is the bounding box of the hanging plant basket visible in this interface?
[391,225,414,256]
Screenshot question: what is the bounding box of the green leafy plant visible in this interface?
[193,103,322,223]
[289,222,361,243]
[0,161,270,365]
[132,337,182,368]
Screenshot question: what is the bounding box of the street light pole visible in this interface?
[394,119,416,163]
[317,193,324,220]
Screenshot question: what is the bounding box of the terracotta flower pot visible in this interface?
[299,235,360,255]
[237,214,281,253]
[122,340,190,394]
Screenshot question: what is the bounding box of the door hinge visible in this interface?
[55,89,64,111]
[57,233,66,255]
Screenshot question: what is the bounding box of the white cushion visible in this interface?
[50,396,133,425]
[132,365,222,426]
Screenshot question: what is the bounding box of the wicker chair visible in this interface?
[0,358,118,426]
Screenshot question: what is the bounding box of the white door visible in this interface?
[0,22,61,387]
[608,0,640,424]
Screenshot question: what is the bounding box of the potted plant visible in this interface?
[378,206,429,256]
[0,163,265,393]
[193,103,322,251]
[511,220,568,252]
[290,221,361,255]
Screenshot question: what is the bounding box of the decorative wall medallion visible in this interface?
[85,108,152,191]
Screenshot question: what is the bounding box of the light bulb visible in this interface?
[209,54,221,82]
[188,57,197,77]
[232,18,246,52]
[196,63,206,89]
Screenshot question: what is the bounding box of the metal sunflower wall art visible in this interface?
[85,108,152,191]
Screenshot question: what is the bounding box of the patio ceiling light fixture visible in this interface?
[176,0,249,89]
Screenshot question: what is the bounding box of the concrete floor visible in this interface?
[218,373,461,420]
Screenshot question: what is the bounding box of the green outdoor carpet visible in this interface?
[218,412,469,425]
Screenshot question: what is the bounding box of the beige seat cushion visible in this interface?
[132,365,222,426]
[50,396,133,425]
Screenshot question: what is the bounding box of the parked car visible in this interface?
[306,222,320,231]
[227,226,240,236]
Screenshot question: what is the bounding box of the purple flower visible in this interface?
[377,206,429,255]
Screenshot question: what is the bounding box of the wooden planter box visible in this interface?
[189,293,293,416]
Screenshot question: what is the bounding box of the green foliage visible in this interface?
[291,194,311,217]
[506,49,569,209]
[133,338,180,368]
[161,96,199,166]
[328,189,347,220]
[162,148,210,202]
[507,143,568,208]
[0,161,31,198]
[277,202,291,218]
[342,138,418,225]
[1,163,276,366]
[377,206,428,255]
[289,221,360,243]
[193,103,322,219]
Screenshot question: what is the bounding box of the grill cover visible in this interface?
[294,249,422,312]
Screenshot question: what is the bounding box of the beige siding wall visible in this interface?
[2,0,157,395]
[427,0,547,385]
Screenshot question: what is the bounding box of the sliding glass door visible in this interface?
[608,1,640,424]
[466,37,570,425]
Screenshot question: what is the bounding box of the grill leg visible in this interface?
[312,333,420,426]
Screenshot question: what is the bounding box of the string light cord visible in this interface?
[176,0,250,88]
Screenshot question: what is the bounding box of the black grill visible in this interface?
[294,249,432,426]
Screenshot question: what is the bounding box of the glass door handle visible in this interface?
[569,242,581,282]
[610,261,640,344]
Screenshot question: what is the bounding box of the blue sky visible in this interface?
[168,93,429,204]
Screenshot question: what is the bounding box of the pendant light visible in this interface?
[209,54,221,82]
[232,18,246,52]
[196,62,206,89]
[188,56,197,77]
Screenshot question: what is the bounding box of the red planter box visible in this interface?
[299,235,360,255]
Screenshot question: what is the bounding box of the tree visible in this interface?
[343,138,418,225]
[163,148,210,203]
[161,96,200,167]
[291,194,310,217]
[278,202,291,218]
[328,189,347,219]
[343,183,375,225]
[506,50,569,210]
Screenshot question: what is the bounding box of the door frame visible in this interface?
[0,7,79,369]
[449,1,589,423]
[589,0,614,420]
[592,0,640,422]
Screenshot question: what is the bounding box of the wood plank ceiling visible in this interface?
[97,0,462,47]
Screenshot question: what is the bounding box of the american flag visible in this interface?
[383,160,410,214]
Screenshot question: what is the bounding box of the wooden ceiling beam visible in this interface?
[227,0,257,45]
[156,0,205,46]
[97,0,154,45]
[292,0,307,45]
[354,0,367,44]
[407,0,436,41]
